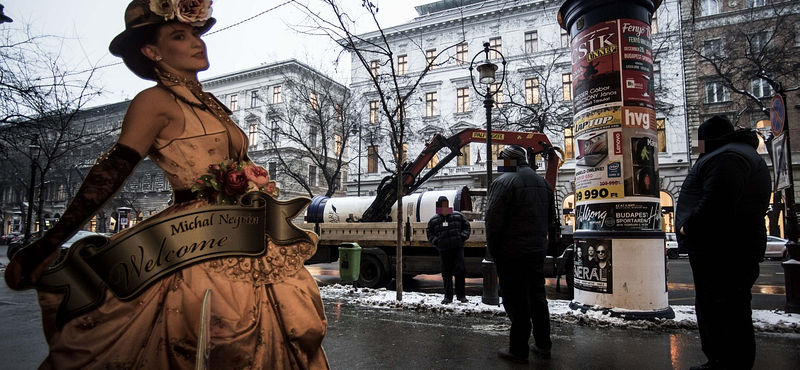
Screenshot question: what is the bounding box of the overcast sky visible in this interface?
[2,0,433,107]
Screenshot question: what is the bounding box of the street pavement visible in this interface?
[1,246,799,369]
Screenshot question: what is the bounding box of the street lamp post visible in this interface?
[24,141,41,245]
[351,125,362,196]
[469,42,506,189]
[470,42,506,306]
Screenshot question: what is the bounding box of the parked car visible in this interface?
[7,230,110,264]
[1,232,21,245]
[765,235,788,260]
[665,232,682,259]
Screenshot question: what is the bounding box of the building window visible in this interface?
[489,37,502,59]
[561,29,570,48]
[525,78,540,105]
[334,172,342,191]
[491,83,503,108]
[395,100,406,122]
[525,31,538,53]
[369,101,379,124]
[749,31,768,55]
[272,86,282,104]
[367,145,379,173]
[335,104,343,121]
[268,162,277,181]
[751,78,773,98]
[653,61,661,91]
[705,81,726,103]
[310,126,318,147]
[426,153,439,169]
[562,73,573,101]
[564,127,575,159]
[700,0,719,16]
[397,54,408,75]
[456,43,468,65]
[250,90,260,108]
[308,165,318,187]
[370,60,380,77]
[310,92,318,110]
[248,123,258,148]
[229,94,238,111]
[457,145,470,166]
[402,143,408,164]
[746,0,765,8]
[702,39,723,59]
[657,118,666,152]
[270,121,280,143]
[426,49,436,70]
[335,134,343,155]
[425,92,438,117]
[457,87,470,113]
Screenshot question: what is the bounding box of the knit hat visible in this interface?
[698,115,734,141]
[500,145,527,163]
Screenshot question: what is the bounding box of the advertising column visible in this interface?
[559,0,673,319]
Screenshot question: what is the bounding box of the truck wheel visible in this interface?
[358,255,389,288]
[667,249,679,259]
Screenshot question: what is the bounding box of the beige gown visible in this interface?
[36,89,329,370]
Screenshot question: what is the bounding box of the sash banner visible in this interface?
[33,192,312,327]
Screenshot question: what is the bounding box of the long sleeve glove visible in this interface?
[5,143,142,289]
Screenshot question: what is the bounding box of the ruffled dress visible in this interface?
[36,86,329,370]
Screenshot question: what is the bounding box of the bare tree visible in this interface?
[687,2,800,237]
[0,21,111,237]
[498,43,573,136]
[264,63,360,198]
[290,0,466,300]
[689,3,799,122]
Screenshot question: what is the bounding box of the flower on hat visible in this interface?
[150,0,213,27]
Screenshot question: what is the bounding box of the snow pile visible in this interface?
[319,284,800,333]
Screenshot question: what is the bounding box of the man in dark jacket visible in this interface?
[486,145,555,364]
[426,196,471,304]
[676,115,770,370]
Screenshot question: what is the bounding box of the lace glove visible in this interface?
[5,143,142,289]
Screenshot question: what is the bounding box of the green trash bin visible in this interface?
[338,242,361,286]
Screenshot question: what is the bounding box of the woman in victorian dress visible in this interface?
[4,1,329,369]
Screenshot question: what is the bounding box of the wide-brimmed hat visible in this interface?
[109,0,215,57]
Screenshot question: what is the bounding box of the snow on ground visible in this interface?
[319,284,800,334]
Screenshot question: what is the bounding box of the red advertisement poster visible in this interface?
[571,20,622,115]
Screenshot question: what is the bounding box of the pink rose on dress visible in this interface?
[223,170,249,197]
[243,165,270,188]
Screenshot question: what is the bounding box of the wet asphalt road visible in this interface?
[1,246,799,369]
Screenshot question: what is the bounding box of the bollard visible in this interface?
[481,256,500,305]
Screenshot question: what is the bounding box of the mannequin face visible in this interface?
[142,22,209,80]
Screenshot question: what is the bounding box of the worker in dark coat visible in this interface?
[426,196,471,304]
[676,115,771,370]
[486,145,555,364]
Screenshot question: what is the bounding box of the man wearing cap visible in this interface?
[486,145,555,364]
[676,115,770,370]
[426,196,471,304]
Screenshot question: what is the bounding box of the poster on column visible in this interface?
[574,238,613,293]
[573,108,625,204]
[622,106,659,197]
[571,20,622,115]
[620,19,654,109]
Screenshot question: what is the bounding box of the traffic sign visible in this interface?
[771,94,785,136]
